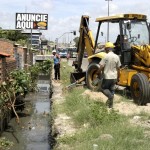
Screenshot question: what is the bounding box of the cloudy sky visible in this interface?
[0,0,150,42]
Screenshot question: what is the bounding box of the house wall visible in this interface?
[0,39,30,82]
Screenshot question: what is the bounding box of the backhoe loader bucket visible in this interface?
[70,72,86,84]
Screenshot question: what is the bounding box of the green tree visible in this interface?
[73,37,79,47]
[0,30,28,42]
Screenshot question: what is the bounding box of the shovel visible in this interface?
[67,76,85,89]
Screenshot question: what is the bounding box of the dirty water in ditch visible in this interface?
[1,75,53,150]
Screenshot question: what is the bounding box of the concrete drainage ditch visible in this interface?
[1,74,55,150]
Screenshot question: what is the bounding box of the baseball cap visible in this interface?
[52,49,56,53]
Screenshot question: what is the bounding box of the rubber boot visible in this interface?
[109,98,113,108]
[106,100,109,107]
[106,98,113,108]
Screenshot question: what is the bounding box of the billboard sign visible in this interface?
[16,13,48,30]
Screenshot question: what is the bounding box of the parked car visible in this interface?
[59,49,68,58]
[68,47,77,58]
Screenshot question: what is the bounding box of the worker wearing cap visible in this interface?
[97,42,121,108]
[52,49,61,80]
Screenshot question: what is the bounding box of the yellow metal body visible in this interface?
[118,44,150,87]
[118,69,137,86]
[96,14,147,22]
[118,68,150,86]
[132,65,150,80]
[88,52,106,62]
[132,45,150,67]
[75,15,106,71]
[84,30,95,57]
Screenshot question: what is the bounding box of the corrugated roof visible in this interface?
[0,52,11,57]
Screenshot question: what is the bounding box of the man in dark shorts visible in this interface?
[96,42,121,108]
[52,49,61,81]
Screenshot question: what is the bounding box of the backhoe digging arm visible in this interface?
[74,15,95,72]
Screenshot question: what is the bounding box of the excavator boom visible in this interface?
[74,15,95,72]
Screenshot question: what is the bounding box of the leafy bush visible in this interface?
[0,137,13,150]
[38,59,53,75]
[9,69,31,96]
[0,59,53,122]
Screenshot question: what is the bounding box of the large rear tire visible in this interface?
[86,62,102,91]
[130,73,149,105]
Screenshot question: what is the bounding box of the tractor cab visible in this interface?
[95,14,150,66]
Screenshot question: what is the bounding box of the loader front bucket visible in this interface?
[70,72,86,84]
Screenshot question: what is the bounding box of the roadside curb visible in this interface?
[51,80,76,148]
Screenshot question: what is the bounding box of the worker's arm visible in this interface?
[96,57,105,76]
[116,56,121,82]
[56,54,61,63]
[96,65,104,74]
[117,67,120,82]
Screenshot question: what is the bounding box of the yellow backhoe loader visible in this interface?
[71,14,150,105]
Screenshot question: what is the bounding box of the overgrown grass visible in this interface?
[53,60,150,150]
[58,124,149,150]
[60,61,74,86]
[64,88,121,127]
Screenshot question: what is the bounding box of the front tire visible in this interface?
[86,62,101,91]
[130,73,149,105]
